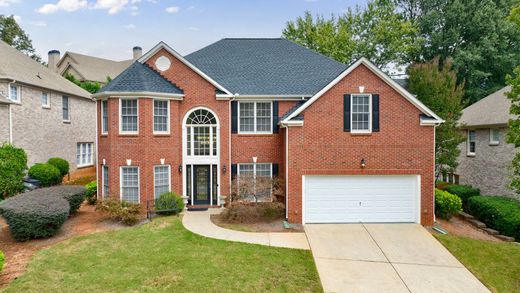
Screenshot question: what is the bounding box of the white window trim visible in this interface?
[120,166,140,203]
[489,128,499,145]
[351,94,372,134]
[238,101,273,134]
[153,165,171,199]
[41,92,50,109]
[77,142,94,167]
[238,163,273,179]
[153,99,170,135]
[102,165,109,198]
[119,98,139,135]
[467,130,476,156]
[62,96,70,122]
[8,84,21,103]
[101,100,108,135]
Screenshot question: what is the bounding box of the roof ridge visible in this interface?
[66,51,132,63]
[221,37,283,40]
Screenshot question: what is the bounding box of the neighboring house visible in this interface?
[456,86,519,199]
[93,38,442,225]
[0,40,96,177]
[47,46,142,84]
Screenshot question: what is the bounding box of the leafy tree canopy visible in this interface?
[0,15,42,63]
[65,73,101,94]
[506,66,520,193]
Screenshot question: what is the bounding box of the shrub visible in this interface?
[445,184,480,209]
[435,189,462,220]
[28,163,62,187]
[47,185,86,214]
[0,191,69,241]
[47,157,69,177]
[220,202,285,223]
[85,181,97,205]
[467,196,520,241]
[155,192,185,215]
[97,198,141,226]
[0,250,3,272]
[0,143,27,199]
[435,181,450,190]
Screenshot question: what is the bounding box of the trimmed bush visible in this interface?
[47,185,86,214]
[47,157,69,177]
[97,198,141,226]
[28,163,61,187]
[155,192,185,215]
[0,250,4,272]
[0,191,69,241]
[0,143,27,199]
[85,181,97,205]
[435,189,462,220]
[221,202,285,223]
[467,196,520,241]
[445,184,480,209]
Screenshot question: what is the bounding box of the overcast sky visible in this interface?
[0,0,366,62]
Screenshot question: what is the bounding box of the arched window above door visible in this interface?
[186,109,217,125]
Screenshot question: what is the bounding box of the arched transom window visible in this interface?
[186,109,218,157]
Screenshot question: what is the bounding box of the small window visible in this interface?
[351,94,371,133]
[120,99,138,134]
[490,128,499,145]
[101,100,108,134]
[153,99,169,134]
[102,165,109,198]
[9,84,20,102]
[467,130,476,156]
[154,165,171,198]
[41,92,50,108]
[76,142,94,167]
[238,102,272,134]
[62,96,70,121]
[121,166,139,203]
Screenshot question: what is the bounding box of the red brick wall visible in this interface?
[286,64,435,225]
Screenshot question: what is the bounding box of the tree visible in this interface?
[0,15,42,63]
[396,0,520,103]
[65,73,101,94]
[408,57,465,179]
[282,0,419,71]
[505,66,520,193]
[230,175,284,203]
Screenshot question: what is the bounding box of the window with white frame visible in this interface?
[102,165,109,198]
[41,92,50,108]
[154,165,171,198]
[238,163,272,199]
[351,94,371,132]
[153,99,169,133]
[186,109,218,157]
[120,99,138,133]
[9,84,20,102]
[239,102,272,133]
[101,100,108,134]
[121,166,139,203]
[62,96,70,121]
[76,142,94,167]
[490,128,500,145]
[467,130,476,155]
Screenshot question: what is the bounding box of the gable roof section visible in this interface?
[58,52,133,83]
[282,58,443,124]
[185,38,348,96]
[93,62,184,98]
[137,41,232,96]
[459,86,513,127]
[0,41,91,99]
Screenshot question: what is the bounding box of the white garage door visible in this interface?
[304,175,419,224]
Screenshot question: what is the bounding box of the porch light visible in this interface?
[222,164,227,173]
[178,164,183,173]
[360,158,366,169]
[126,159,132,166]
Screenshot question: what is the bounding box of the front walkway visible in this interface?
[182,208,310,250]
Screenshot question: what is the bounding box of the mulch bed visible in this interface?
[211,214,304,233]
[435,216,504,242]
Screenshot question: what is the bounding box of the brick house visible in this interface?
[93,39,442,225]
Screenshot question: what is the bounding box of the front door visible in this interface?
[193,165,211,205]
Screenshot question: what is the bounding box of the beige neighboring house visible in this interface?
[0,40,96,178]
[456,86,519,199]
[48,46,142,84]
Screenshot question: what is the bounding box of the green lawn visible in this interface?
[4,217,321,293]
[435,234,520,293]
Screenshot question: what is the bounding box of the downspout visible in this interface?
[7,79,16,144]
[285,124,289,220]
[228,95,235,203]
[95,97,99,200]
[433,123,439,224]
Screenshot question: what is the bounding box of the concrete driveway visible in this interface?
[305,224,490,293]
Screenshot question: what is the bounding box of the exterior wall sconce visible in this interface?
[102,158,106,165]
[160,158,165,165]
[126,159,132,166]
[252,157,258,163]
[222,164,227,173]
[359,86,365,93]
[178,164,183,173]
[361,158,366,169]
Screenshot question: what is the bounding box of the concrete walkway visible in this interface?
[306,223,490,293]
[182,208,310,250]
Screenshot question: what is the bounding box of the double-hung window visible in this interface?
[467,130,476,156]
[62,96,70,121]
[41,92,50,108]
[102,165,109,198]
[238,163,272,200]
[153,99,169,134]
[121,166,139,203]
[76,142,94,167]
[154,165,171,198]
[120,99,138,134]
[351,94,371,133]
[238,102,272,133]
[101,100,108,134]
[489,128,499,145]
[9,84,20,102]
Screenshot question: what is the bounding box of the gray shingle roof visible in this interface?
[281,100,306,121]
[185,38,347,96]
[99,62,183,95]
[459,86,514,127]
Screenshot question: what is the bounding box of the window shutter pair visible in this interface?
[343,94,380,132]
[230,101,279,133]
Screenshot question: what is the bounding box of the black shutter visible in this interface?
[372,94,380,132]
[231,164,237,179]
[344,94,351,132]
[272,163,279,177]
[273,101,279,133]
[231,101,238,133]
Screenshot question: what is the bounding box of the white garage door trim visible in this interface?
[302,175,421,224]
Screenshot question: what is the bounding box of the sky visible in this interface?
[0,0,367,63]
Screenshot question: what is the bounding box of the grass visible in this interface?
[4,217,321,293]
[435,234,520,293]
